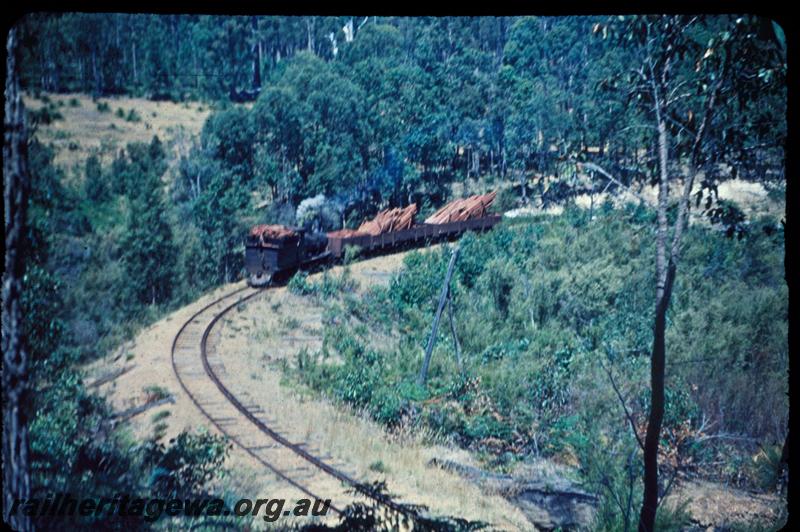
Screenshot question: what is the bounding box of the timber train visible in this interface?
[245,205,501,287]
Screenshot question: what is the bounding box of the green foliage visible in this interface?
[343,244,362,265]
[96,100,110,112]
[388,247,450,314]
[120,144,177,306]
[151,410,171,423]
[748,444,786,492]
[126,108,141,122]
[291,209,786,491]
[368,460,388,473]
[29,372,145,530]
[289,269,358,300]
[27,101,64,126]
[16,15,784,198]
[493,186,520,212]
[23,146,233,527]
[144,431,230,498]
[83,153,109,201]
[288,271,313,296]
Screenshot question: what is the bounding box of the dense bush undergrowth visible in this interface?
[22,137,238,529]
[289,204,787,493]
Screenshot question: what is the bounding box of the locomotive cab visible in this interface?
[245,225,330,287]
[245,225,301,287]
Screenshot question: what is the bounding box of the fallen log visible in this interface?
[111,396,175,425]
[87,365,135,389]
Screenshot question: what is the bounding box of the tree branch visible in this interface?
[657,463,680,507]
[579,162,655,208]
[600,359,645,451]
[667,70,724,267]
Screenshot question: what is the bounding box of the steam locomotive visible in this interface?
[244,203,501,287]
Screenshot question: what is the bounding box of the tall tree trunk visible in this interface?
[418,247,460,387]
[447,296,463,373]
[252,17,261,89]
[3,27,32,532]
[91,47,100,96]
[306,17,315,53]
[132,38,137,84]
[639,104,671,532]
[130,17,138,86]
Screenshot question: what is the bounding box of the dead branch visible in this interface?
[579,162,656,208]
[600,359,645,451]
[110,396,175,425]
[87,365,135,388]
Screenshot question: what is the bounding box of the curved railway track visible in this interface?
[170,284,418,522]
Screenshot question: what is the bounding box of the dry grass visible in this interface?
[22,92,211,179]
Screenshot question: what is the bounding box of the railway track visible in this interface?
[170,284,419,523]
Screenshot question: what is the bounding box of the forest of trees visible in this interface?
[5,13,788,531]
[17,15,786,207]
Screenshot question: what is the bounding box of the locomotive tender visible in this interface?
[244,208,501,287]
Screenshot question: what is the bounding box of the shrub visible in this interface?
[143,431,230,498]
[493,185,519,212]
[28,106,63,124]
[84,154,108,201]
[126,108,141,122]
[343,244,362,265]
[287,271,313,296]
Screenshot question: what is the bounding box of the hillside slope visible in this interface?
[23,92,210,175]
[87,251,533,530]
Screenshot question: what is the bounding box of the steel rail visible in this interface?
[199,290,419,520]
[169,286,344,515]
[171,283,421,522]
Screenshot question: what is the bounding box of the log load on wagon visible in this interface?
[244,192,501,287]
[358,203,418,235]
[425,191,496,224]
[249,224,299,246]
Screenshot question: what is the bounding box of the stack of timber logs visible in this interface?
[424,191,497,224]
[357,203,418,236]
[249,224,298,245]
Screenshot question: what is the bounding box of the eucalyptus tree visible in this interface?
[120,137,177,306]
[593,15,786,531]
